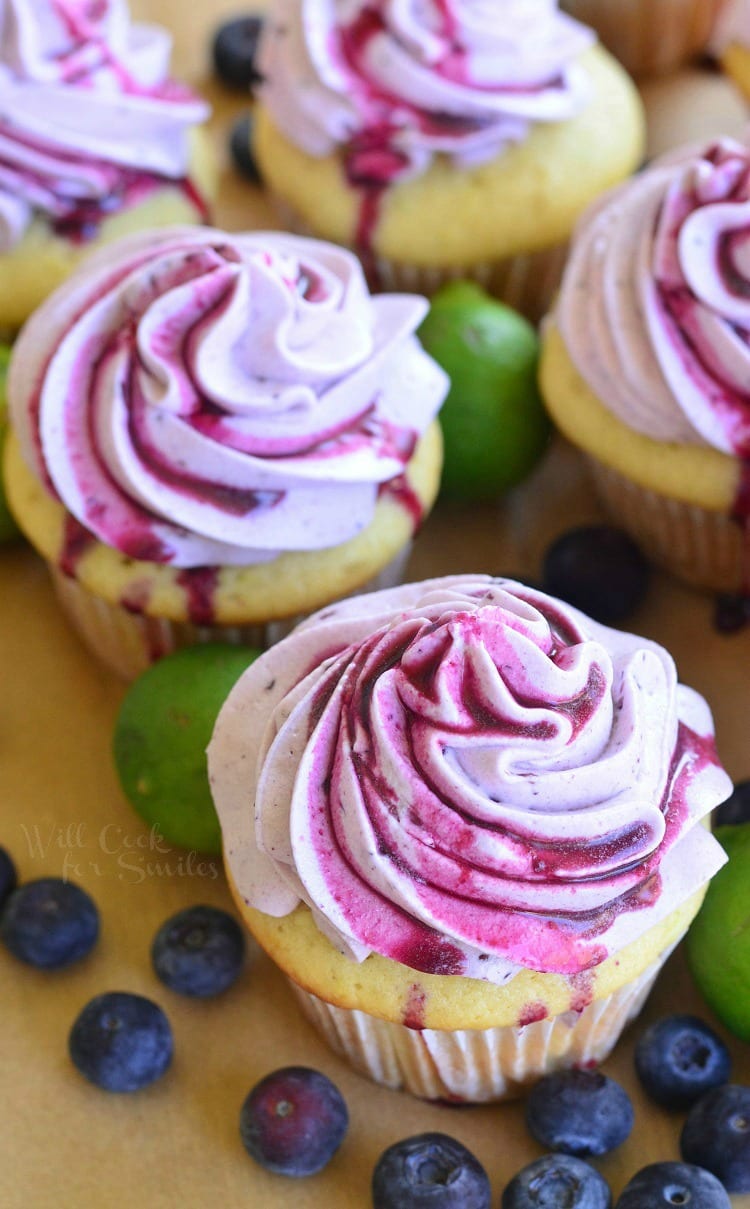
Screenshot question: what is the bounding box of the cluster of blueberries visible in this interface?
[2,836,749,1206]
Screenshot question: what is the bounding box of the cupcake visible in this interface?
[712,0,750,98]
[560,0,729,77]
[253,0,645,320]
[541,135,750,594]
[208,575,730,1102]
[4,226,447,679]
[0,0,215,333]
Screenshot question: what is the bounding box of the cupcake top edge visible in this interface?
[8,225,448,569]
[555,132,750,460]
[258,0,596,186]
[0,0,210,250]
[208,574,731,985]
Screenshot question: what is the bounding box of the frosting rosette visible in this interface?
[209,575,730,984]
[0,0,209,248]
[260,0,594,182]
[9,226,448,567]
[557,136,750,457]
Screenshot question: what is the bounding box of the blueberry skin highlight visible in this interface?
[0,846,17,911]
[681,1084,750,1193]
[151,904,245,998]
[69,992,173,1092]
[502,1153,611,1209]
[615,1162,731,1208]
[541,525,650,624]
[1,877,99,969]
[211,16,264,91]
[240,1066,348,1177]
[525,1069,634,1158]
[634,1015,731,1109]
[372,1132,491,1209]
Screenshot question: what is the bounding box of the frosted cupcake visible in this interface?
[208,575,730,1102]
[4,227,446,678]
[0,0,215,332]
[253,0,645,319]
[711,0,750,98]
[560,0,729,77]
[541,135,750,594]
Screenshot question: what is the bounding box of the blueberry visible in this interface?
[615,1162,730,1208]
[0,877,99,969]
[212,15,264,91]
[680,1084,750,1193]
[229,112,262,184]
[502,1153,611,1208]
[634,1015,731,1110]
[714,779,750,827]
[714,592,750,634]
[151,904,245,997]
[69,991,173,1092]
[0,846,17,911]
[525,1069,634,1158]
[240,1066,348,1177]
[541,525,650,624]
[372,1133,491,1209]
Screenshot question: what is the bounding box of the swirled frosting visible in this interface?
[0,0,209,249]
[557,136,750,457]
[209,575,730,983]
[711,0,750,52]
[260,0,594,184]
[9,226,448,567]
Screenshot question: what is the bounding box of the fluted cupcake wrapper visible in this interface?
[561,0,728,76]
[47,543,413,679]
[269,193,567,323]
[586,457,747,593]
[288,952,670,1103]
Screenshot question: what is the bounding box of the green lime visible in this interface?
[418,281,551,501]
[686,823,750,1041]
[113,643,260,855]
[0,342,21,543]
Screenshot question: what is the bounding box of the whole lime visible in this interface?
[418,281,550,500]
[113,644,260,855]
[686,823,750,1041]
[0,342,21,543]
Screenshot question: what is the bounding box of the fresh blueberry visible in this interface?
[502,1153,611,1208]
[240,1066,348,1177]
[714,779,750,827]
[614,1162,730,1208]
[541,525,650,624]
[229,112,262,184]
[634,1015,731,1110]
[372,1133,491,1209]
[212,15,264,92]
[714,592,750,634]
[0,877,99,969]
[0,846,17,911]
[151,904,245,997]
[680,1084,750,1193]
[69,991,173,1092]
[525,1069,634,1158]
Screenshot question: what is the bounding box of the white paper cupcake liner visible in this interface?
[561,0,729,76]
[47,543,413,680]
[288,954,666,1103]
[586,457,745,593]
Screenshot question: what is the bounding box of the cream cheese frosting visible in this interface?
[557,136,750,457]
[209,575,730,984]
[0,0,209,249]
[9,226,448,567]
[259,0,594,184]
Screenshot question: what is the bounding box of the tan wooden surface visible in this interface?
[2,4,750,1205]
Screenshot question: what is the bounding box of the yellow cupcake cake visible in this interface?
[4,227,446,678]
[0,0,215,333]
[541,135,750,593]
[208,576,730,1101]
[253,0,645,320]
